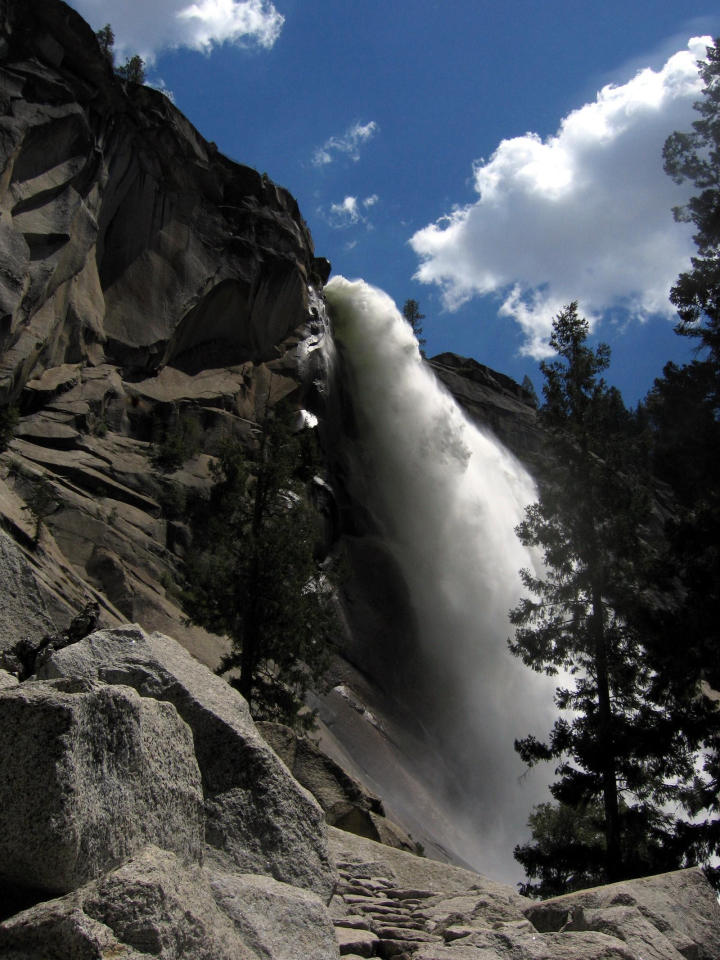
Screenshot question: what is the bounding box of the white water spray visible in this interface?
[325,276,555,881]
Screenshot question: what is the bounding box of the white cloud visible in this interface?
[312,121,378,167]
[323,194,380,229]
[330,195,361,226]
[70,0,284,63]
[410,37,709,358]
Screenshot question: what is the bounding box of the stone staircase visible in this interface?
[327,825,720,960]
[331,861,444,957]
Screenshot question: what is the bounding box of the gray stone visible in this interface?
[0,668,18,689]
[523,868,720,960]
[209,871,339,959]
[39,624,336,899]
[0,847,251,959]
[0,678,203,895]
[564,905,686,960]
[415,927,638,959]
[334,926,379,957]
[329,827,529,924]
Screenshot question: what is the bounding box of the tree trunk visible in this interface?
[591,579,622,882]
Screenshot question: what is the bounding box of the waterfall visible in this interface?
[323,276,556,882]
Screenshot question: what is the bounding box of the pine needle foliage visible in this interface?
[181,407,337,732]
[509,304,694,891]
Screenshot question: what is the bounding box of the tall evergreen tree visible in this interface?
[663,37,720,363]
[509,304,694,891]
[634,36,720,883]
[182,404,337,732]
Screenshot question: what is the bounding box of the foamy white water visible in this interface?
[325,276,555,881]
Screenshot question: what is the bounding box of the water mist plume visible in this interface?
[324,276,556,882]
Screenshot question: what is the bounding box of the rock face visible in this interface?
[327,829,720,960]
[0,846,339,960]
[427,353,540,463]
[0,0,326,661]
[257,720,421,855]
[0,0,321,387]
[0,676,204,897]
[36,624,336,900]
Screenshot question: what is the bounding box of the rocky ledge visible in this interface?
[0,0,331,664]
[1,624,719,960]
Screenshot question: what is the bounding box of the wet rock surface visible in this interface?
[257,720,421,855]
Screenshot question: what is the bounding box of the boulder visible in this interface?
[564,905,686,960]
[0,678,203,898]
[209,870,339,960]
[0,847,249,959]
[0,847,340,960]
[522,868,720,960]
[38,624,336,899]
[413,927,638,959]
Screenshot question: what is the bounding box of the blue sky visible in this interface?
[71,0,720,404]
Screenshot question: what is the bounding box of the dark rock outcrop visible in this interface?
[258,720,422,855]
[427,353,540,462]
[0,0,319,390]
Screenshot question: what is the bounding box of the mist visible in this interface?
[325,276,557,881]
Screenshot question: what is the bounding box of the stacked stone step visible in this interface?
[331,859,444,958]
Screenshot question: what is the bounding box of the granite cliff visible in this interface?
[2,2,720,958]
[0,0,328,664]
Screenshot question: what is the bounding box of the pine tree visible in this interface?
[95,24,114,63]
[402,299,427,356]
[509,304,694,889]
[663,37,720,362]
[633,37,720,883]
[116,54,146,84]
[181,405,337,732]
[514,800,606,898]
